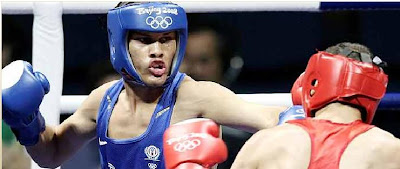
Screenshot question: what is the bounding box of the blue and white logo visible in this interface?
[146,16,173,29]
[108,163,115,169]
[144,145,160,161]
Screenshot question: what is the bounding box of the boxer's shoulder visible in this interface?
[178,76,227,100]
[179,76,224,92]
[352,127,400,151]
[77,80,119,118]
[365,127,396,138]
[174,77,209,114]
[234,124,311,169]
[349,127,397,149]
[91,80,119,96]
[250,124,310,148]
[342,127,400,168]
[86,80,118,104]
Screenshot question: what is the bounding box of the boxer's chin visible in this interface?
[142,74,168,87]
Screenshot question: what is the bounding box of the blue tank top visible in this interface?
[97,72,185,169]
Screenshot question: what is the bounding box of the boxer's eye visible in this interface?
[135,37,154,44]
[159,37,172,44]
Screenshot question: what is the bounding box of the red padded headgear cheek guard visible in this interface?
[291,72,304,105]
[301,51,388,123]
[301,52,344,118]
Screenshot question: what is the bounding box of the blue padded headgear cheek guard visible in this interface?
[107,2,188,86]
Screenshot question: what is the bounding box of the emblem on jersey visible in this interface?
[144,145,160,161]
[108,162,115,169]
[148,163,157,169]
[107,95,112,110]
[99,138,107,146]
[156,107,170,118]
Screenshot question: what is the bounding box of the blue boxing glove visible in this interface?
[2,60,49,146]
[277,105,305,125]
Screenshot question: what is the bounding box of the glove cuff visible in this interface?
[11,111,46,146]
[176,163,208,169]
[277,105,305,125]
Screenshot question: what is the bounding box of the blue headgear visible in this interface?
[107,2,187,86]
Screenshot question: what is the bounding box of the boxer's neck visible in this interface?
[314,102,362,124]
[124,82,164,103]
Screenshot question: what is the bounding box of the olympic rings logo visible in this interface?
[148,163,157,169]
[173,139,201,152]
[146,16,173,29]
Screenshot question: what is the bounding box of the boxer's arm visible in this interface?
[26,81,115,168]
[188,81,287,133]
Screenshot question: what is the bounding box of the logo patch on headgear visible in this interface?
[136,6,178,15]
[146,16,173,29]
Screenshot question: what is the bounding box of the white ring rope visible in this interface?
[60,94,293,114]
[1,2,320,14]
[31,3,63,169]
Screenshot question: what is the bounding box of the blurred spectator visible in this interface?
[85,59,120,92]
[2,16,30,67]
[180,15,250,169]
[181,15,243,88]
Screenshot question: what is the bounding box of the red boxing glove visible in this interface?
[291,72,304,105]
[163,118,228,169]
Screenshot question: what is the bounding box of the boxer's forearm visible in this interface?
[26,126,62,168]
[260,105,286,128]
[227,104,285,133]
[27,119,96,168]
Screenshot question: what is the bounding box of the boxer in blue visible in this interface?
[2,2,304,169]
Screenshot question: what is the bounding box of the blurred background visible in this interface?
[3,5,400,169]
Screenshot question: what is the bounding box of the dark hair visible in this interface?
[115,1,171,8]
[115,2,139,8]
[325,42,387,68]
[325,42,373,62]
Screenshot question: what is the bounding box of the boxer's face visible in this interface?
[128,31,177,87]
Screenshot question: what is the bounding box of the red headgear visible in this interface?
[291,72,304,105]
[301,51,388,124]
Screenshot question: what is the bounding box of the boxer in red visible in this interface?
[231,42,400,169]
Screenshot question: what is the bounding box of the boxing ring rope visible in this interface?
[2,2,400,169]
[2,2,322,14]
[4,2,400,14]
[60,93,400,114]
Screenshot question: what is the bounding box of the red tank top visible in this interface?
[288,118,374,169]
